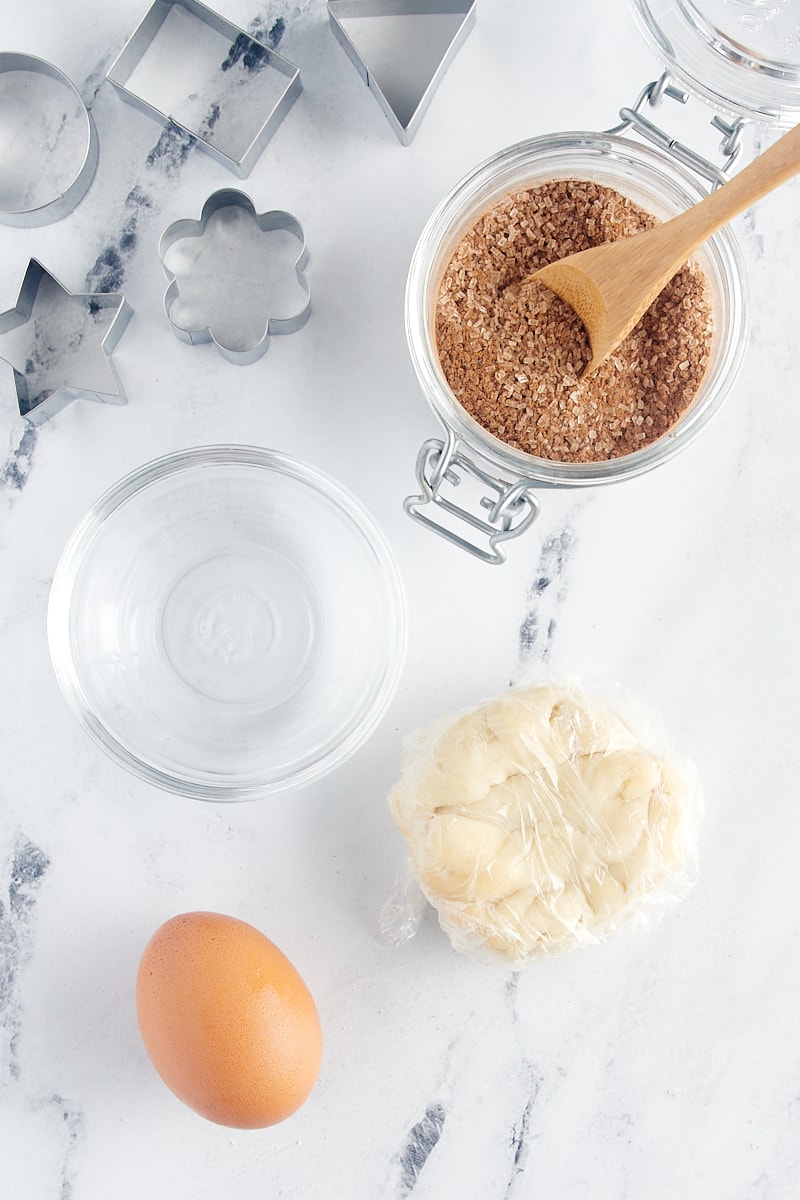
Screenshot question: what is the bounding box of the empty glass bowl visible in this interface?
[48,446,407,800]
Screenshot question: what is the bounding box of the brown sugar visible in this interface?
[435,179,713,463]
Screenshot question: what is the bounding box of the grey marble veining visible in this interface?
[0,424,37,491]
[0,830,51,1078]
[514,525,578,676]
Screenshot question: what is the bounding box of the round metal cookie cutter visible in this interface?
[0,52,99,227]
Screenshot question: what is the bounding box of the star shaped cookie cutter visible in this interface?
[0,259,132,424]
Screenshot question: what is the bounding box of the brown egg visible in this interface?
[136,911,322,1128]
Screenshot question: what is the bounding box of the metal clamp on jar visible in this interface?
[404,0,800,564]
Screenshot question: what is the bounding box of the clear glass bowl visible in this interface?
[405,130,749,489]
[48,446,407,801]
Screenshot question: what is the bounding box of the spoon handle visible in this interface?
[668,120,800,258]
[530,120,800,375]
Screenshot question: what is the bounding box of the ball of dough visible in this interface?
[388,685,700,962]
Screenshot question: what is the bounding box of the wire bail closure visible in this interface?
[404,429,541,565]
[608,71,748,189]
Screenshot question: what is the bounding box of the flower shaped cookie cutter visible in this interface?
[158,189,311,365]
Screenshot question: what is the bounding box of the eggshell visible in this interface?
[136,911,322,1128]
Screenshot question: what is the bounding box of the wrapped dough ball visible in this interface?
[388,685,701,962]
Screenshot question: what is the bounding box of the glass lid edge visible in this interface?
[629,0,800,124]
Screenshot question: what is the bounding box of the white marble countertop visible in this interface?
[2,1,800,1196]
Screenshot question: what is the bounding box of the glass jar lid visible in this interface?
[630,0,800,123]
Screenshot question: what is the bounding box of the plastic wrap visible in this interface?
[383,683,702,963]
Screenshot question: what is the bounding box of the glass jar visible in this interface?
[403,0,800,563]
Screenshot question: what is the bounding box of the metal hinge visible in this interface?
[403,430,541,565]
[607,70,748,188]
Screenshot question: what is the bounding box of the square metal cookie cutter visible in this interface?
[158,189,311,365]
[0,259,131,424]
[327,0,476,144]
[107,0,302,177]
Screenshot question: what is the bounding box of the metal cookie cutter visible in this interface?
[0,53,98,227]
[0,260,132,424]
[158,189,311,365]
[327,0,476,144]
[107,0,302,177]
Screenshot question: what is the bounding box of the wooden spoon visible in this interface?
[530,121,800,374]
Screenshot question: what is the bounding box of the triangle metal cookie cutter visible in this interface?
[0,259,132,424]
[327,0,476,145]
